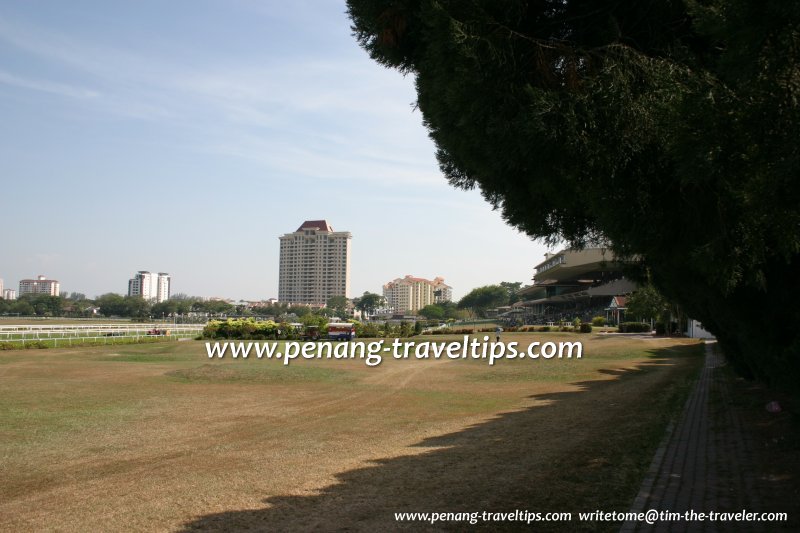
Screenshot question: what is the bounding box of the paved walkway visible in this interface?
[621,340,765,533]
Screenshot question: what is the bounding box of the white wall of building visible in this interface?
[686,319,715,339]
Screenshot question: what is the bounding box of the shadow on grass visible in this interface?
[178,345,702,532]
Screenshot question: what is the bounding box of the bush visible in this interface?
[591,316,607,327]
[619,322,652,333]
[579,323,593,333]
[655,322,667,335]
[361,323,381,337]
[538,326,551,332]
[432,328,476,336]
[0,340,50,350]
[202,318,281,339]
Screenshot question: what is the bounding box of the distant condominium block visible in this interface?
[383,275,452,313]
[128,271,171,303]
[279,220,351,306]
[19,275,60,296]
[0,277,3,298]
[3,289,16,300]
[155,272,170,303]
[432,276,453,304]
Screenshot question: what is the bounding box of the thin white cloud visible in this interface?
[0,12,425,143]
[0,14,167,83]
[206,133,440,187]
[0,69,99,99]
[0,7,440,190]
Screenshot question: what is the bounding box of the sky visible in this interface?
[0,0,550,301]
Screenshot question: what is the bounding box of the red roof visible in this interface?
[296,220,333,232]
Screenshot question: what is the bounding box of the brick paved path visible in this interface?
[621,341,765,533]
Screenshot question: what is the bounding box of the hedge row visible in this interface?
[619,322,652,333]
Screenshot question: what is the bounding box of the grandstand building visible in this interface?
[511,247,636,325]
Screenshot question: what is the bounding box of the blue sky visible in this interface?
[0,1,549,301]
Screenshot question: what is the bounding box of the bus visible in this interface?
[327,322,356,341]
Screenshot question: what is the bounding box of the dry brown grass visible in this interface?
[0,333,703,531]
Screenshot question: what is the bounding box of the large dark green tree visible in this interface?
[500,281,523,305]
[326,295,350,316]
[458,285,510,317]
[354,292,385,316]
[626,285,669,323]
[348,0,800,389]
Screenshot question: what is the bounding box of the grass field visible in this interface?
[0,333,704,531]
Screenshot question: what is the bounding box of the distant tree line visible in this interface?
[0,294,69,317]
[0,282,529,322]
[0,292,331,320]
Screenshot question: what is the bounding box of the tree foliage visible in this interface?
[499,281,523,305]
[458,285,509,317]
[626,285,668,323]
[419,301,466,320]
[418,304,445,320]
[354,292,385,316]
[348,0,800,389]
[326,295,349,316]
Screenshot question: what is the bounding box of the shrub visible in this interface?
[655,322,667,335]
[360,323,381,338]
[202,318,280,339]
[619,322,652,333]
[434,328,476,335]
[579,323,593,333]
[0,341,49,350]
[591,316,607,327]
[538,326,551,332]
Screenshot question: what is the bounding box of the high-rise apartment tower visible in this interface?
[128,271,170,303]
[278,220,351,306]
